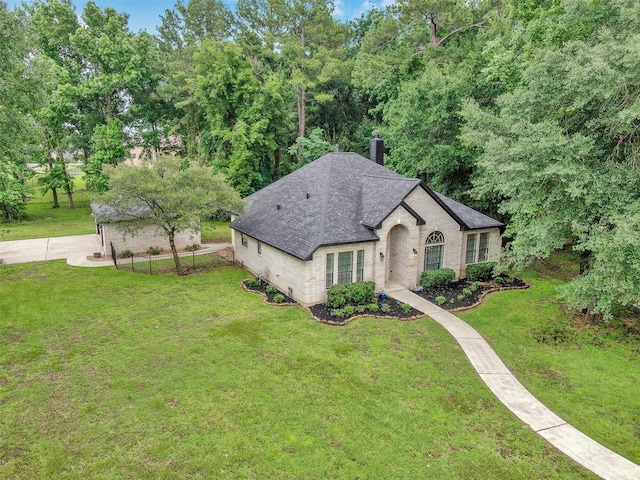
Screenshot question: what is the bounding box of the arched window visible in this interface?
[424,231,445,271]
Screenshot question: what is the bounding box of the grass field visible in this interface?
[458,252,640,465]
[0,261,598,479]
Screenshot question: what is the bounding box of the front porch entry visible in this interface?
[386,224,415,288]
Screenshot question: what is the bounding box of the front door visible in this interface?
[387,224,413,287]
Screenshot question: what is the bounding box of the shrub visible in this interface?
[147,246,162,255]
[401,303,412,313]
[367,303,379,313]
[273,293,285,303]
[118,249,133,259]
[381,303,391,314]
[420,268,455,290]
[462,288,472,297]
[435,296,446,305]
[265,285,277,294]
[457,294,465,300]
[246,278,259,287]
[344,305,356,316]
[185,243,200,252]
[355,305,366,313]
[494,276,504,284]
[326,281,375,308]
[465,262,497,282]
[331,309,346,318]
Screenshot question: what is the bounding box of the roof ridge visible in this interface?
[315,156,333,247]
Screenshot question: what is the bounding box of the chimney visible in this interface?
[370,133,384,165]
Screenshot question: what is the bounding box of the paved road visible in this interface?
[390,287,640,480]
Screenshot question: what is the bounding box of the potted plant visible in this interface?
[379,290,388,300]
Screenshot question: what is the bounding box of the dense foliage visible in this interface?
[326,281,376,308]
[2,0,639,320]
[420,268,456,290]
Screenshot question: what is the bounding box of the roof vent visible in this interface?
[306,193,310,199]
[370,133,384,165]
[276,204,281,210]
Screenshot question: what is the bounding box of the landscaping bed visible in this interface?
[417,274,528,311]
[243,278,296,304]
[309,295,423,325]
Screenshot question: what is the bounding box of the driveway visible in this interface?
[0,234,109,267]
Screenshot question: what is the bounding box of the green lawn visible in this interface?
[0,261,595,479]
[0,201,96,240]
[458,252,640,465]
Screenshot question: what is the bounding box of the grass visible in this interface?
[201,220,232,243]
[0,201,96,241]
[458,251,640,465]
[0,260,595,479]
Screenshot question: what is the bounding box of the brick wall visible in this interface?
[102,223,201,257]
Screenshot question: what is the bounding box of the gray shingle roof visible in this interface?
[230,152,503,260]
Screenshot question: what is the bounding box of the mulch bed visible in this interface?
[417,275,528,311]
[309,297,423,326]
[242,275,527,324]
[243,279,296,305]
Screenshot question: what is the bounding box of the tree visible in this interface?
[287,128,334,166]
[461,0,640,322]
[236,0,347,140]
[191,41,293,195]
[96,155,243,275]
[0,2,39,221]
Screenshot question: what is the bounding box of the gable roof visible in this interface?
[230,152,503,260]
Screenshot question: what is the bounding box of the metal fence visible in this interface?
[111,245,232,275]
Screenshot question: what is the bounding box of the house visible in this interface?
[90,203,201,258]
[230,138,504,306]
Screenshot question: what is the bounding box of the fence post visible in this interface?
[131,254,134,272]
[149,256,152,275]
[192,251,196,269]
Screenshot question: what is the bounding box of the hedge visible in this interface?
[465,262,497,282]
[419,268,456,290]
[326,281,375,308]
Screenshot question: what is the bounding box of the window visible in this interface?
[241,233,248,248]
[356,250,364,282]
[465,234,477,264]
[478,233,490,262]
[424,231,445,270]
[338,251,353,284]
[257,241,262,255]
[325,253,334,289]
[466,232,490,264]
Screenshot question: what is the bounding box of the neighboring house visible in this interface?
[90,203,200,258]
[230,139,504,306]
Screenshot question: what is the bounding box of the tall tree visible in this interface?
[27,0,82,208]
[461,0,640,322]
[96,155,243,275]
[191,41,293,195]
[236,0,347,140]
[0,2,39,221]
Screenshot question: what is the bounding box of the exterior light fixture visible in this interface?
[412,248,418,256]
[379,252,385,261]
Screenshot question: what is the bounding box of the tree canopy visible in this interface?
[95,155,243,275]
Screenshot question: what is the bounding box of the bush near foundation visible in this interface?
[420,268,455,290]
[326,281,375,308]
[465,262,497,282]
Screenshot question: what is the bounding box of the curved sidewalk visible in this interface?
[390,288,640,480]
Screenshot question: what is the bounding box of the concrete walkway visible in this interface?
[0,235,232,268]
[389,288,640,480]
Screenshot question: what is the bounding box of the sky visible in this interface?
[7,0,393,33]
